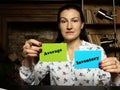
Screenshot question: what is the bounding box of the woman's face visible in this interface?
[59,9,84,42]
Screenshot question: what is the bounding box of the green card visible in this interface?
[39,43,67,62]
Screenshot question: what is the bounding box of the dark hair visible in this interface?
[56,4,87,43]
[57,4,85,24]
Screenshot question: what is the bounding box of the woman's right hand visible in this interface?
[23,39,42,58]
[22,39,42,67]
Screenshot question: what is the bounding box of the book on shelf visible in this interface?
[84,7,113,24]
[86,29,120,48]
[115,8,120,24]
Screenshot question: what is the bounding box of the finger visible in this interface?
[105,68,118,73]
[101,57,116,63]
[25,53,38,57]
[23,39,42,52]
[102,64,117,71]
[100,57,118,67]
[23,42,31,49]
[27,39,41,46]
[23,46,42,57]
[100,60,116,67]
[23,48,38,57]
[30,45,42,52]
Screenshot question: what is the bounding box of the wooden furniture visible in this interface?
[0,0,81,56]
[82,0,120,58]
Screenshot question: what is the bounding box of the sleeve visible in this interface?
[19,66,37,85]
[19,61,50,85]
[115,76,120,86]
[110,74,120,86]
[100,46,107,60]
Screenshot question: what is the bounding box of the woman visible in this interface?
[20,4,120,86]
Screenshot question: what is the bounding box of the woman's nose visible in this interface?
[67,22,72,30]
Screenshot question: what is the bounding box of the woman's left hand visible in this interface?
[100,57,120,84]
[100,57,120,73]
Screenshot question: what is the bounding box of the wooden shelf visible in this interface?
[83,0,120,58]
[85,24,120,29]
[84,0,120,5]
[0,0,81,4]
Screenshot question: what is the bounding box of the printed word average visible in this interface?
[44,49,62,56]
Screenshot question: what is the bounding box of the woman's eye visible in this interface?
[72,19,79,22]
[60,20,66,23]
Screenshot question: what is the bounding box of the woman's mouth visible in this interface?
[66,31,74,34]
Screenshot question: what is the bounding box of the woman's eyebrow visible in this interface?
[60,17,79,19]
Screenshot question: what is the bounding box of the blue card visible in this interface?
[74,50,101,69]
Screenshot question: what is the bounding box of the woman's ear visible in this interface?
[81,23,84,29]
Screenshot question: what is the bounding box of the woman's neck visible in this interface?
[66,38,82,50]
[64,38,82,61]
